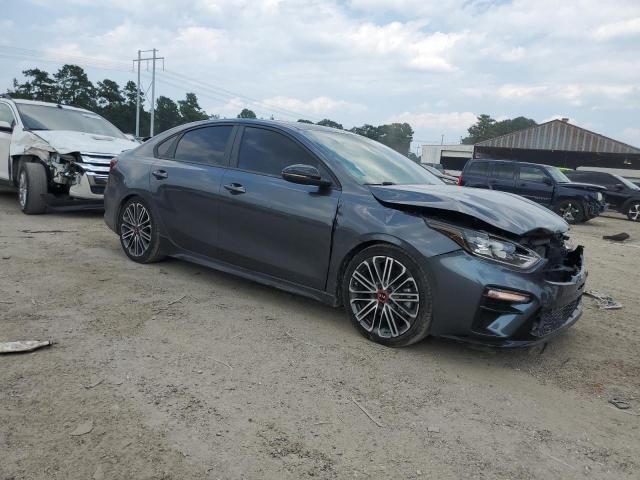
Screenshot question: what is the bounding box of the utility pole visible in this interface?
[135,50,141,138]
[132,49,165,138]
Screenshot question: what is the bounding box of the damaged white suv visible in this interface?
[0,96,138,214]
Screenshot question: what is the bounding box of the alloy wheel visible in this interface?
[348,256,419,338]
[18,170,27,208]
[629,203,640,221]
[121,202,152,257]
[559,202,580,222]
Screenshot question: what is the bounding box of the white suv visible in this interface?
[0,96,138,214]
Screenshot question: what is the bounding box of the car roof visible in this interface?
[168,117,355,135]
[468,158,552,169]
[6,98,95,113]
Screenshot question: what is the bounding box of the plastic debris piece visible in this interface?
[603,232,630,242]
[584,290,623,310]
[70,420,94,436]
[0,340,52,354]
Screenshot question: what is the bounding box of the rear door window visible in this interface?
[491,163,515,180]
[237,127,329,178]
[174,126,233,165]
[465,161,488,177]
[519,165,548,183]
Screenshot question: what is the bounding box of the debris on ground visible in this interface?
[1,255,10,260]
[584,290,623,310]
[603,232,630,242]
[609,398,631,410]
[69,420,94,436]
[351,397,383,428]
[84,379,105,389]
[0,340,52,354]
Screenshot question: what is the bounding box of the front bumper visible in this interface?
[426,247,587,347]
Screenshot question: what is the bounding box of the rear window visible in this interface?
[465,161,488,176]
[174,126,232,165]
[492,163,515,180]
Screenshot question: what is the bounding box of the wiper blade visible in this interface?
[365,181,395,186]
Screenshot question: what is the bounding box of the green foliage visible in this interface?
[237,108,257,119]
[155,96,182,133]
[7,65,218,135]
[462,114,537,144]
[316,119,343,130]
[350,122,414,156]
[297,119,314,124]
[178,93,208,122]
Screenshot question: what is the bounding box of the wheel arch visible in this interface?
[11,155,49,186]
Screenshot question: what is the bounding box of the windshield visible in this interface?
[16,103,126,139]
[614,174,640,190]
[545,166,571,183]
[303,129,443,185]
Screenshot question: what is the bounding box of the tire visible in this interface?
[342,244,433,347]
[118,197,164,263]
[554,200,584,224]
[19,162,48,214]
[626,201,640,222]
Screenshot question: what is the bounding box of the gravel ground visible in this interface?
[1,188,639,480]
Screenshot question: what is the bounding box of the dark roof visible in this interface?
[476,119,640,155]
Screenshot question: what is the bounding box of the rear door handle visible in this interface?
[224,183,246,194]
[152,169,168,180]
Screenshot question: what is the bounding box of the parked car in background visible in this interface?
[420,163,458,185]
[0,96,138,214]
[460,159,606,224]
[105,120,586,348]
[564,170,640,221]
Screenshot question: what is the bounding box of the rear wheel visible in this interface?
[627,201,640,222]
[555,200,584,224]
[342,245,433,347]
[19,162,48,215]
[118,197,164,263]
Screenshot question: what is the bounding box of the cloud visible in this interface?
[593,17,640,40]
[262,96,366,115]
[387,111,477,130]
[620,128,640,147]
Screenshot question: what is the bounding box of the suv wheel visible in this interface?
[342,245,432,347]
[555,200,583,224]
[118,197,164,263]
[627,201,640,222]
[19,162,48,214]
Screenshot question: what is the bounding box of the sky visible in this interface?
[1,0,639,149]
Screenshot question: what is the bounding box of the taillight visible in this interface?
[457,176,462,186]
[109,157,118,172]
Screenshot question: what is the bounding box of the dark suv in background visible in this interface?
[564,170,640,222]
[460,159,606,224]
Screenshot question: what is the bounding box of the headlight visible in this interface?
[428,221,542,270]
[596,192,603,202]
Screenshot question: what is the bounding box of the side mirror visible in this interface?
[282,164,332,187]
[0,120,13,133]
[615,183,625,191]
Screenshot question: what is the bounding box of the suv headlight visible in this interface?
[596,192,603,202]
[428,221,542,270]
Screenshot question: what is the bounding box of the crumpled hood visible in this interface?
[370,184,568,236]
[558,181,606,192]
[31,130,138,155]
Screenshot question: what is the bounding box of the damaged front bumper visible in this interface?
[426,246,587,347]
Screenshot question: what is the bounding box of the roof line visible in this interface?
[476,119,640,153]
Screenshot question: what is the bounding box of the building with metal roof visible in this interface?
[473,119,640,177]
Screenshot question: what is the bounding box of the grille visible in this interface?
[531,299,580,337]
[79,153,114,174]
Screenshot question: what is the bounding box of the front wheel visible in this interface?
[627,201,640,222]
[555,200,584,224]
[342,245,433,347]
[19,162,48,214]
[118,197,164,263]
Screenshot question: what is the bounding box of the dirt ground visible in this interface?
[1,187,639,480]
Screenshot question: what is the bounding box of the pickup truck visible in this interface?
[460,159,606,224]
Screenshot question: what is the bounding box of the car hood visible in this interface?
[31,130,138,155]
[558,181,606,192]
[369,184,568,236]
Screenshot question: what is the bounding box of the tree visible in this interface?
[407,152,420,163]
[178,92,208,123]
[377,123,414,156]
[350,124,380,140]
[96,79,124,108]
[462,114,537,144]
[316,119,343,130]
[237,108,257,119]
[155,96,182,133]
[297,119,314,124]
[9,68,58,102]
[53,64,96,110]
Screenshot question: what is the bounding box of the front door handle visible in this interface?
[224,183,246,194]
[152,169,168,180]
